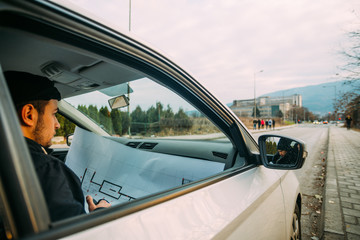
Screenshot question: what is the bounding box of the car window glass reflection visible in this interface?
[265,137,299,165]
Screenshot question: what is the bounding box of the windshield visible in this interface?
[64,77,226,141]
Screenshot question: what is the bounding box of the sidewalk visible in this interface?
[248,124,297,134]
[323,126,360,239]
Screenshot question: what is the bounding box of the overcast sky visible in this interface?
[55,0,360,104]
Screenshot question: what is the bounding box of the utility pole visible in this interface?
[127,0,132,135]
[254,72,256,119]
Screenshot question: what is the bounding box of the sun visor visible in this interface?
[100,83,133,97]
[79,61,143,87]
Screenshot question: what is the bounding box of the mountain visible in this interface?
[259,81,354,115]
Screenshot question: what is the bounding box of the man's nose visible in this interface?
[55,117,60,129]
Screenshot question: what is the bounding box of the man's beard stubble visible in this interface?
[33,116,52,148]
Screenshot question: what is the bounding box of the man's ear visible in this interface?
[21,104,38,126]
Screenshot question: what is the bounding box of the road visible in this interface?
[251,123,329,239]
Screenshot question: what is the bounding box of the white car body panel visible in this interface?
[63,166,288,240]
[274,170,301,238]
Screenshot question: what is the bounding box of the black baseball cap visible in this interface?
[4,71,61,105]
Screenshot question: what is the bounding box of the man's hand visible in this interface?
[86,195,111,212]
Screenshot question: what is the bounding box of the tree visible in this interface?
[110,109,122,135]
[342,30,360,84]
[99,106,112,133]
[160,104,175,132]
[292,107,311,121]
[156,102,163,119]
[120,111,130,135]
[88,105,100,124]
[131,106,147,134]
[144,103,163,133]
[174,108,192,130]
[146,102,163,124]
[338,27,360,128]
[77,105,88,115]
[131,106,146,123]
[146,105,158,123]
[163,104,174,119]
[55,113,76,138]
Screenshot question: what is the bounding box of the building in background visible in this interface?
[230,94,302,118]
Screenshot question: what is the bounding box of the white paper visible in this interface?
[66,127,225,207]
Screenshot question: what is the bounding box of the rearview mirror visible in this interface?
[258,135,307,170]
[108,95,129,109]
[66,134,74,146]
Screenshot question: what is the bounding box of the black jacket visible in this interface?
[25,138,85,222]
[272,152,292,164]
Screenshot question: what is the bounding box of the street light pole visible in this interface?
[323,85,337,123]
[282,90,289,123]
[334,85,337,124]
[282,91,285,122]
[129,0,132,32]
[253,70,263,119]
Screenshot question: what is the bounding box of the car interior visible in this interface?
[0,9,249,211]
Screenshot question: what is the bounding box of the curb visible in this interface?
[322,127,345,239]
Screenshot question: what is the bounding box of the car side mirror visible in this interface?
[258,135,307,170]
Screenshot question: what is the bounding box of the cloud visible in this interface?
[54,0,360,104]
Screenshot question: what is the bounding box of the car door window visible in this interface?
[63,76,239,206]
[65,77,227,141]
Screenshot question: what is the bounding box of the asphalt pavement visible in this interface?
[323,126,360,239]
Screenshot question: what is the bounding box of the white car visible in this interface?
[0,1,306,239]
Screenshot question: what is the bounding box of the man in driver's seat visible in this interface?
[272,138,293,164]
[5,71,110,222]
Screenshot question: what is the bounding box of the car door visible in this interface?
[58,167,287,240]
[58,75,288,239]
[0,1,290,239]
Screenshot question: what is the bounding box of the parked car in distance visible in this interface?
[313,120,320,124]
[0,0,307,239]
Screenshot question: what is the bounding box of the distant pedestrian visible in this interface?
[253,119,257,130]
[268,119,272,129]
[258,119,261,130]
[261,119,264,129]
[265,119,269,129]
[272,119,275,129]
[345,115,352,130]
